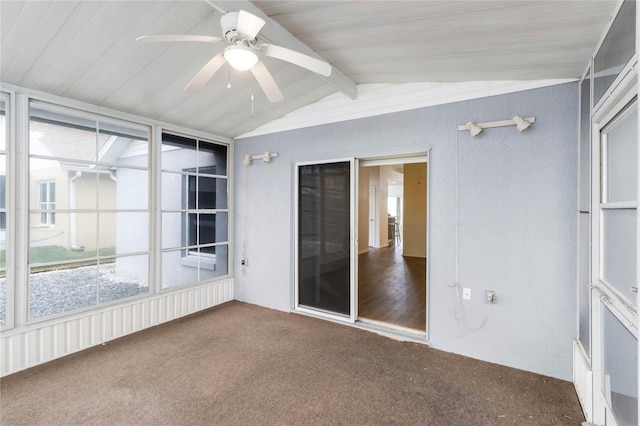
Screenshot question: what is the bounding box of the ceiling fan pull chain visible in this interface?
[227,64,231,89]
[251,73,255,115]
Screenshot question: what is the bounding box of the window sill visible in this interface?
[180,254,217,271]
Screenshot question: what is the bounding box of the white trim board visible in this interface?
[237,80,575,139]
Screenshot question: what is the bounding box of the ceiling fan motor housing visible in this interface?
[221,12,241,42]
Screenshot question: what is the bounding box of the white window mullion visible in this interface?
[151,125,162,295]
[14,93,29,327]
[0,91,16,330]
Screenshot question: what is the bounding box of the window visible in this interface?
[0,93,8,327]
[28,102,151,319]
[39,181,55,225]
[577,69,591,356]
[602,303,638,426]
[0,175,6,230]
[161,133,228,288]
[593,0,636,107]
[599,100,637,307]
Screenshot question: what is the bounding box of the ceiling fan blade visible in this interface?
[136,35,223,44]
[236,10,265,40]
[250,60,284,102]
[184,53,227,94]
[263,44,332,77]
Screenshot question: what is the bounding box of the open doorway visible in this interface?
[357,158,427,333]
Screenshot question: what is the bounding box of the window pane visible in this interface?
[98,255,149,304]
[198,142,227,175]
[162,249,198,289]
[97,120,149,166]
[0,163,6,209]
[199,213,228,244]
[188,212,197,246]
[0,97,6,151]
[29,212,98,264]
[0,214,5,269]
[113,167,148,210]
[602,304,638,426]
[0,275,5,326]
[161,134,197,173]
[29,262,97,319]
[199,244,228,280]
[162,212,186,249]
[30,113,98,162]
[100,212,148,255]
[188,175,196,209]
[0,96,6,326]
[31,161,100,211]
[604,103,637,203]
[593,0,636,106]
[578,213,591,355]
[197,177,227,209]
[161,171,185,210]
[579,72,591,210]
[601,209,637,306]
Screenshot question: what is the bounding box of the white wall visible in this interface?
[233,83,578,381]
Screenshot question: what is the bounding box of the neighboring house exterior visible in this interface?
[28,163,116,253]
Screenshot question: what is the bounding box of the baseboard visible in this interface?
[0,278,234,377]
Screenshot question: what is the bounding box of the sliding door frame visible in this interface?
[293,158,357,323]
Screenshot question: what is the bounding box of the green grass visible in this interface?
[30,245,116,265]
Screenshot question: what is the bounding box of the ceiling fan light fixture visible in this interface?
[224,45,258,71]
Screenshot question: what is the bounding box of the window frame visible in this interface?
[595,96,638,314]
[589,60,638,426]
[0,91,12,330]
[26,100,154,322]
[160,132,230,288]
[0,85,232,330]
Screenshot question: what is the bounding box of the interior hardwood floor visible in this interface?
[358,245,426,331]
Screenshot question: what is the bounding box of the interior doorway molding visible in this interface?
[358,152,428,168]
[358,150,431,342]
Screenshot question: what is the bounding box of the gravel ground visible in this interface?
[0,264,148,322]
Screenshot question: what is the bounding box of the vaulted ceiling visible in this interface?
[1,0,618,139]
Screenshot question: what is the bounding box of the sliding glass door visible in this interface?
[295,160,356,321]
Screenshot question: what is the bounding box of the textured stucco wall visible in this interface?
[233,83,578,380]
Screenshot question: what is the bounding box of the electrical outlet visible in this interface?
[241,258,248,266]
[462,288,471,300]
[485,290,496,304]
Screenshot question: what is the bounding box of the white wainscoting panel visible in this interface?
[573,339,593,423]
[0,278,233,377]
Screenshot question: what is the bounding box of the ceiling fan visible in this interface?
[137,10,332,102]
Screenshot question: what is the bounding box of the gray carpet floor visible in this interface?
[0,301,584,425]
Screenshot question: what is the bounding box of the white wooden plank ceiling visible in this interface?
[1,0,617,139]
